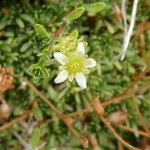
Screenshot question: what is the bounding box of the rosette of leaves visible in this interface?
[29,60,50,83]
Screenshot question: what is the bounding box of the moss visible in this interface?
[0,0,150,149]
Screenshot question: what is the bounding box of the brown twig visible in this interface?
[139,33,147,62]
[130,63,150,87]
[26,80,89,148]
[64,108,150,139]
[88,134,99,150]
[91,97,141,150]
[132,95,150,134]
[0,111,30,132]
[132,21,150,42]
[118,141,123,150]
[25,80,150,148]
[118,125,150,138]
[132,20,150,64]
[62,82,150,119]
[66,107,93,117]
[47,22,66,50]
[47,7,75,50]
[102,82,150,106]
[26,80,61,115]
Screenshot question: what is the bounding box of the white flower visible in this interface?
[53,42,96,89]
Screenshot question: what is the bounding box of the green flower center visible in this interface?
[65,55,85,75]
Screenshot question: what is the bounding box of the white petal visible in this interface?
[75,73,87,89]
[53,52,68,65]
[85,58,96,68]
[54,70,68,84]
[76,42,85,56]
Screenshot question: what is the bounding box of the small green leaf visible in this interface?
[33,76,40,83]
[85,2,105,14]
[37,49,51,59]
[16,18,24,28]
[66,7,85,22]
[4,31,14,37]
[35,24,49,37]
[20,14,34,24]
[30,127,41,148]
[1,43,11,52]
[69,30,79,38]
[20,42,32,52]
[34,106,43,121]
[105,21,115,34]
[41,67,50,78]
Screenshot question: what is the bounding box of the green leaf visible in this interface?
[16,18,24,28]
[1,43,11,52]
[34,106,43,121]
[0,16,9,30]
[37,48,51,59]
[41,67,50,78]
[4,31,14,37]
[30,127,41,148]
[35,24,49,37]
[85,2,105,14]
[66,7,85,22]
[105,21,115,34]
[20,42,32,52]
[69,30,79,38]
[20,14,34,24]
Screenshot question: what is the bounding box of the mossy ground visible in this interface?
[0,0,150,149]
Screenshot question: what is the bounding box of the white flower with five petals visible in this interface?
[53,42,96,89]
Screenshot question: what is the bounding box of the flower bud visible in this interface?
[107,111,127,125]
[0,101,12,119]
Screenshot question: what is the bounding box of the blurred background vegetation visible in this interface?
[0,0,150,149]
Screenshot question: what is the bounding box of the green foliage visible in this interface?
[35,24,50,38]
[66,7,85,22]
[84,2,105,15]
[29,62,50,83]
[30,127,41,148]
[0,0,150,150]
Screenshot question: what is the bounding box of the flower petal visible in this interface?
[53,52,68,65]
[75,73,87,89]
[76,42,85,56]
[54,70,68,84]
[85,58,96,68]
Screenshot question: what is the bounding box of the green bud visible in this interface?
[55,30,79,56]
[66,7,85,22]
[84,2,105,14]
